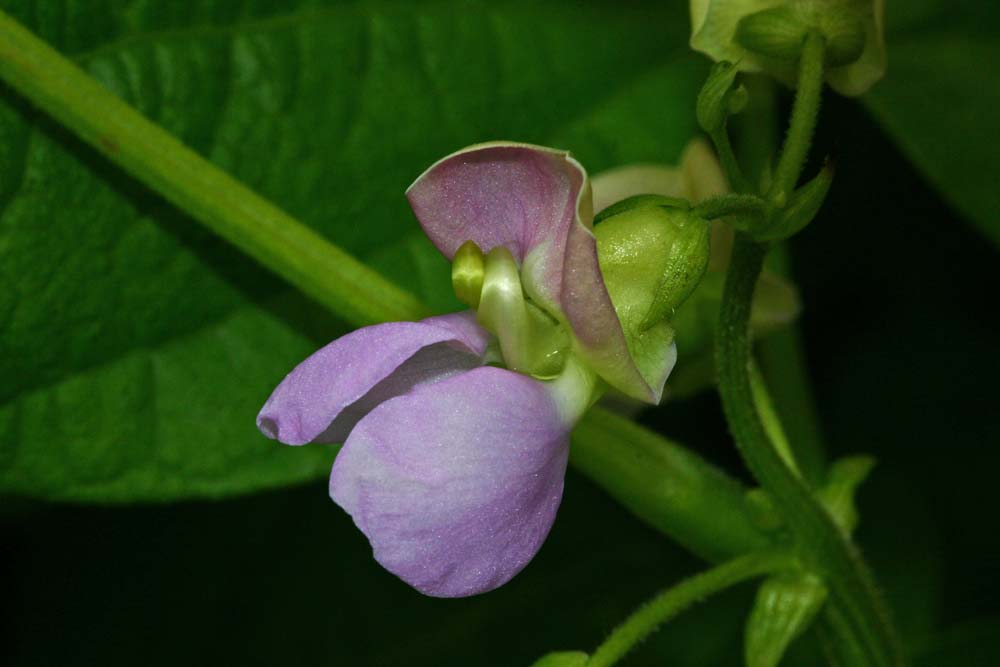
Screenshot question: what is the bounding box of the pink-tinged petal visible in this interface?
[257,312,490,445]
[563,222,664,403]
[408,142,662,402]
[330,366,571,597]
[406,142,585,312]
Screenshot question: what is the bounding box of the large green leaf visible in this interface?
[862,1,1000,247]
[0,0,705,500]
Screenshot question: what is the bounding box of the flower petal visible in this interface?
[406,142,586,313]
[257,312,490,445]
[330,366,571,597]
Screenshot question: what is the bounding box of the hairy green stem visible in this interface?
[0,10,429,326]
[770,31,826,200]
[588,549,792,667]
[709,127,750,193]
[692,193,767,222]
[717,236,905,667]
[758,247,828,485]
[0,10,772,563]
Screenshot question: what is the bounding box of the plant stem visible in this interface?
[692,193,767,222]
[770,31,826,201]
[709,127,751,193]
[716,235,905,667]
[758,248,828,485]
[0,10,429,327]
[588,549,792,667]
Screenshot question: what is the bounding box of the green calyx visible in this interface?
[735,2,869,67]
[451,241,569,379]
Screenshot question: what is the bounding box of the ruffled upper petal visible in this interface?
[406,142,586,313]
[329,366,572,597]
[408,142,665,403]
[256,312,490,445]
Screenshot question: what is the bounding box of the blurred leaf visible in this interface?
[0,0,704,500]
[863,1,1000,247]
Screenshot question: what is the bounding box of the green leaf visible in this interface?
[0,0,704,500]
[863,1,1000,247]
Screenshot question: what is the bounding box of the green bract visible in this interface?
[690,0,886,96]
[745,572,829,667]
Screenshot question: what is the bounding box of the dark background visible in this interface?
[7,92,999,665]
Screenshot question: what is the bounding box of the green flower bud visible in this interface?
[745,572,829,667]
[596,199,711,328]
[530,652,589,667]
[697,61,746,134]
[595,200,711,396]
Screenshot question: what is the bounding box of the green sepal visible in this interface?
[596,203,711,328]
[530,651,589,667]
[756,163,833,242]
[745,572,829,667]
[819,455,876,534]
[735,5,867,67]
[697,60,746,134]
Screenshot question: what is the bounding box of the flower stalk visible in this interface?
[713,30,906,666]
[588,549,793,667]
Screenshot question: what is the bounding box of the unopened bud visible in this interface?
[697,61,744,133]
[745,573,828,667]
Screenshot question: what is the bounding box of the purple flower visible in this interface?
[257,142,671,597]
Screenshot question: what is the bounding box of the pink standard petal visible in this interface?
[330,366,571,597]
[406,142,584,312]
[407,142,661,402]
[256,312,490,445]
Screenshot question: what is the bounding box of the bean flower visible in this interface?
[257,142,691,597]
[689,0,886,96]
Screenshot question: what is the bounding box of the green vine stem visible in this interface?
[770,31,826,200]
[717,235,905,667]
[708,30,905,666]
[0,10,429,327]
[0,10,772,563]
[588,549,793,667]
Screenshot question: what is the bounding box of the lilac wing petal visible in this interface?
[330,366,571,597]
[406,142,585,312]
[257,312,490,445]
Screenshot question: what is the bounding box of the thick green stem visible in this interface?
[588,549,792,667]
[572,407,769,563]
[716,236,905,667]
[0,10,429,327]
[770,31,826,200]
